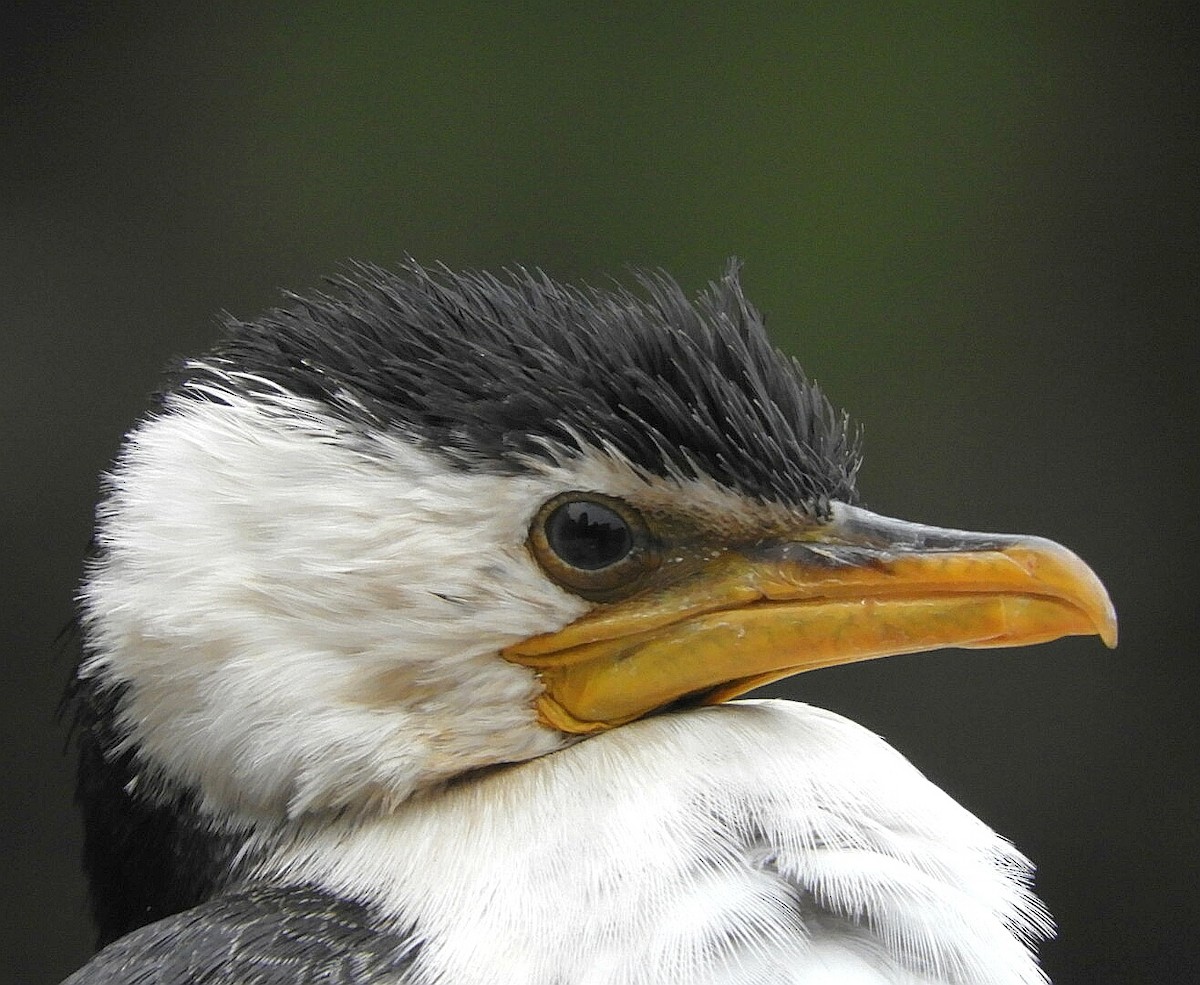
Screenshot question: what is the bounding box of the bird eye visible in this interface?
[529,493,658,599]
[545,500,632,570]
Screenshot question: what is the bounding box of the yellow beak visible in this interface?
[503,503,1117,734]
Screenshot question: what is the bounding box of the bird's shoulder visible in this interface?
[61,883,421,985]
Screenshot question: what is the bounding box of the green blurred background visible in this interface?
[3,4,1195,982]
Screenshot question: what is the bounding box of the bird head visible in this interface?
[76,261,1115,829]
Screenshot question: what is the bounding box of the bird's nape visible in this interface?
[64,261,1115,985]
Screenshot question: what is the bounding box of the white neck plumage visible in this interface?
[250,700,1051,985]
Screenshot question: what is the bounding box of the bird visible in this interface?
[63,260,1116,985]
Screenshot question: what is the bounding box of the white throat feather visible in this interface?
[252,701,1051,985]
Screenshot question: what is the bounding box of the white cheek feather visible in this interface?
[78,380,795,824]
[79,388,600,819]
[257,701,1050,985]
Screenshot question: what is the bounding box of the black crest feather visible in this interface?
[187,260,861,509]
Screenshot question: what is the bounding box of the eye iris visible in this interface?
[545,501,634,571]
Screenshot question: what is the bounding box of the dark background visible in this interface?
[3,4,1195,983]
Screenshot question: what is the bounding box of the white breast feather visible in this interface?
[258,700,1051,985]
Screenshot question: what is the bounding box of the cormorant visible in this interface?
[64,261,1116,985]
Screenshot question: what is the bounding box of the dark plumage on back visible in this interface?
[62,886,420,985]
[186,260,860,511]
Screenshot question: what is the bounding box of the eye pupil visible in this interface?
[545,501,634,570]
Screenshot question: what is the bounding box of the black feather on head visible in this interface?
[185,260,861,511]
